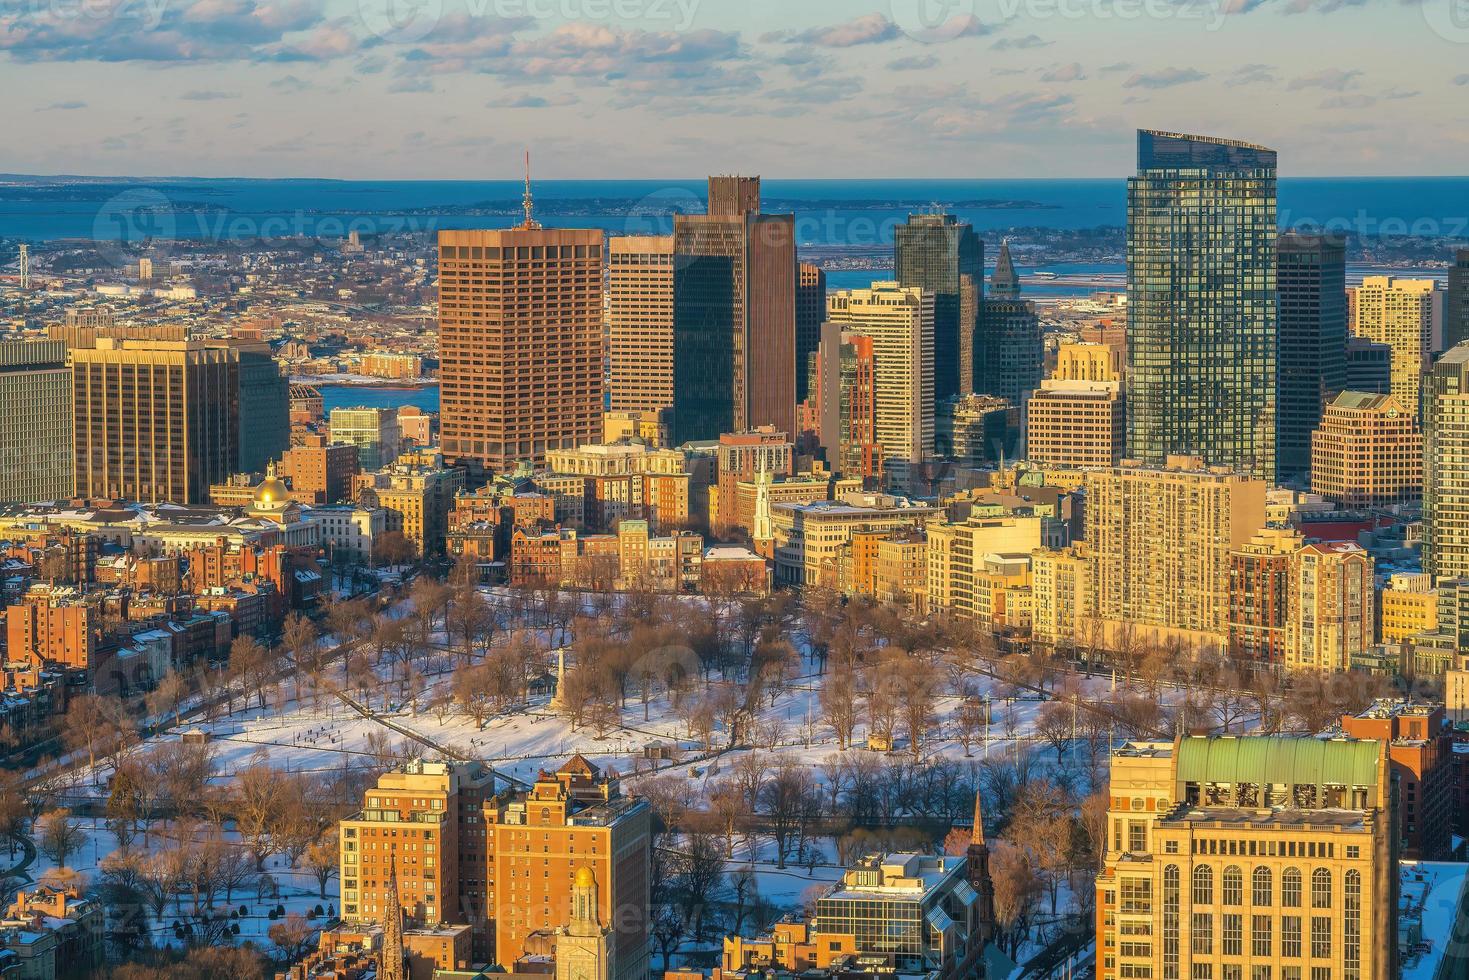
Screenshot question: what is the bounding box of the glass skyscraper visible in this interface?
[1275,232,1347,484]
[1126,130,1278,481]
[894,213,982,408]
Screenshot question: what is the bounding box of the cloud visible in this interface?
[1458,74,1469,86]
[1040,62,1086,83]
[1226,63,1276,87]
[180,89,239,101]
[991,34,1050,50]
[270,74,311,92]
[1381,87,1419,100]
[1098,62,1132,74]
[1124,67,1208,89]
[388,76,433,93]
[0,0,335,63]
[888,54,938,71]
[1320,94,1376,109]
[785,14,901,48]
[38,100,86,111]
[486,93,578,108]
[1287,68,1361,91]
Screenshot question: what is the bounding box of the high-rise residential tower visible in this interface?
[1448,248,1469,350]
[438,216,604,474]
[71,338,238,504]
[977,240,1043,414]
[795,262,827,403]
[0,340,73,504]
[894,212,982,406]
[1424,343,1469,579]
[1275,232,1347,483]
[1349,276,1435,423]
[1126,130,1278,481]
[672,176,796,444]
[607,235,675,417]
[826,282,935,489]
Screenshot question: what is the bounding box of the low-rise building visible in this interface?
[771,494,941,590]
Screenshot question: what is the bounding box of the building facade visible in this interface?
[1276,233,1347,483]
[1096,736,1394,980]
[894,212,982,406]
[1026,380,1126,470]
[1227,527,1304,666]
[796,261,827,403]
[1285,541,1374,673]
[1126,130,1278,481]
[1448,248,1469,351]
[1309,391,1422,508]
[438,225,604,473]
[1423,344,1469,579]
[1085,456,1268,646]
[607,235,675,417]
[673,176,796,444]
[978,241,1043,413]
[330,406,402,471]
[0,340,73,504]
[72,338,239,505]
[827,283,935,488]
[1349,277,1436,423]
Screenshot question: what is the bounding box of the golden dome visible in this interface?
[254,476,290,506]
[574,866,596,889]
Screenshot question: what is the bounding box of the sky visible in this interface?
[0,0,1465,179]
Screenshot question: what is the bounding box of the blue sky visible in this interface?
[1,0,1465,178]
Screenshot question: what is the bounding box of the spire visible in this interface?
[991,238,1020,300]
[971,786,986,846]
[381,855,406,980]
[521,149,541,230]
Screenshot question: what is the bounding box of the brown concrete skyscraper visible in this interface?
[795,262,827,402]
[673,176,796,444]
[438,215,604,474]
[71,338,238,504]
[607,235,674,416]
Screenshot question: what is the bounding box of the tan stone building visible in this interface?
[607,235,674,417]
[1085,456,1268,647]
[875,530,928,611]
[1053,341,1124,382]
[1026,379,1126,469]
[1285,541,1374,673]
[355,457,465,558]
[1379,572,1436,644]
[438,226,604,474]
[1031,544,1094,649]
[1097,736,1393,980]
[485,757,650,980]
[1310,392,1422,508]
[72,338,239,504]
[771,494,940,589]
[926,515,1047,624]
[339,760,497,959]
[1348,276,1436,422]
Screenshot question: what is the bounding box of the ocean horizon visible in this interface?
[5,176,1469,244]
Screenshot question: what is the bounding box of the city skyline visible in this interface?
[0,0,1466,179]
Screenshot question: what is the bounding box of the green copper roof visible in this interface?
[1176,736,1379,789]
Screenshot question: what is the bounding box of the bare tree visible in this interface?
[35,809,84,867]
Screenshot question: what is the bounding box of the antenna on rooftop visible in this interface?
[521,150,541,231]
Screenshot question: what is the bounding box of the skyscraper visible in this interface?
[672,176,796,444]
[826,282,935,489]
[1349,276,1435,423]
[795,262,827,403]
[607,235,674,417]
[1448,248,1469,350]
[977,240,1042,412]
[231,341,290,475]
[0,340,73,504]
[1275,232,1347,483]
[894,212,982,406]
[1126,130,1278,481]
[811,326,882,483]
[1424,343,1469,579]
[330,406,402,471]
[438,218,604,474]
[71,338,238,504]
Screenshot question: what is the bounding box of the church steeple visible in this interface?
[381,855,407,980]
[966,786,996,945]
[990,239,1021,300]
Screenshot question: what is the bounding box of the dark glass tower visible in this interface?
[796,262,827,403]
[1126,130,1278,481]
[977,240,1043,410]
[1448,248,1469,351]
[894,213,982,407]
[673,177,796,444]
[1275,232,1347,484]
